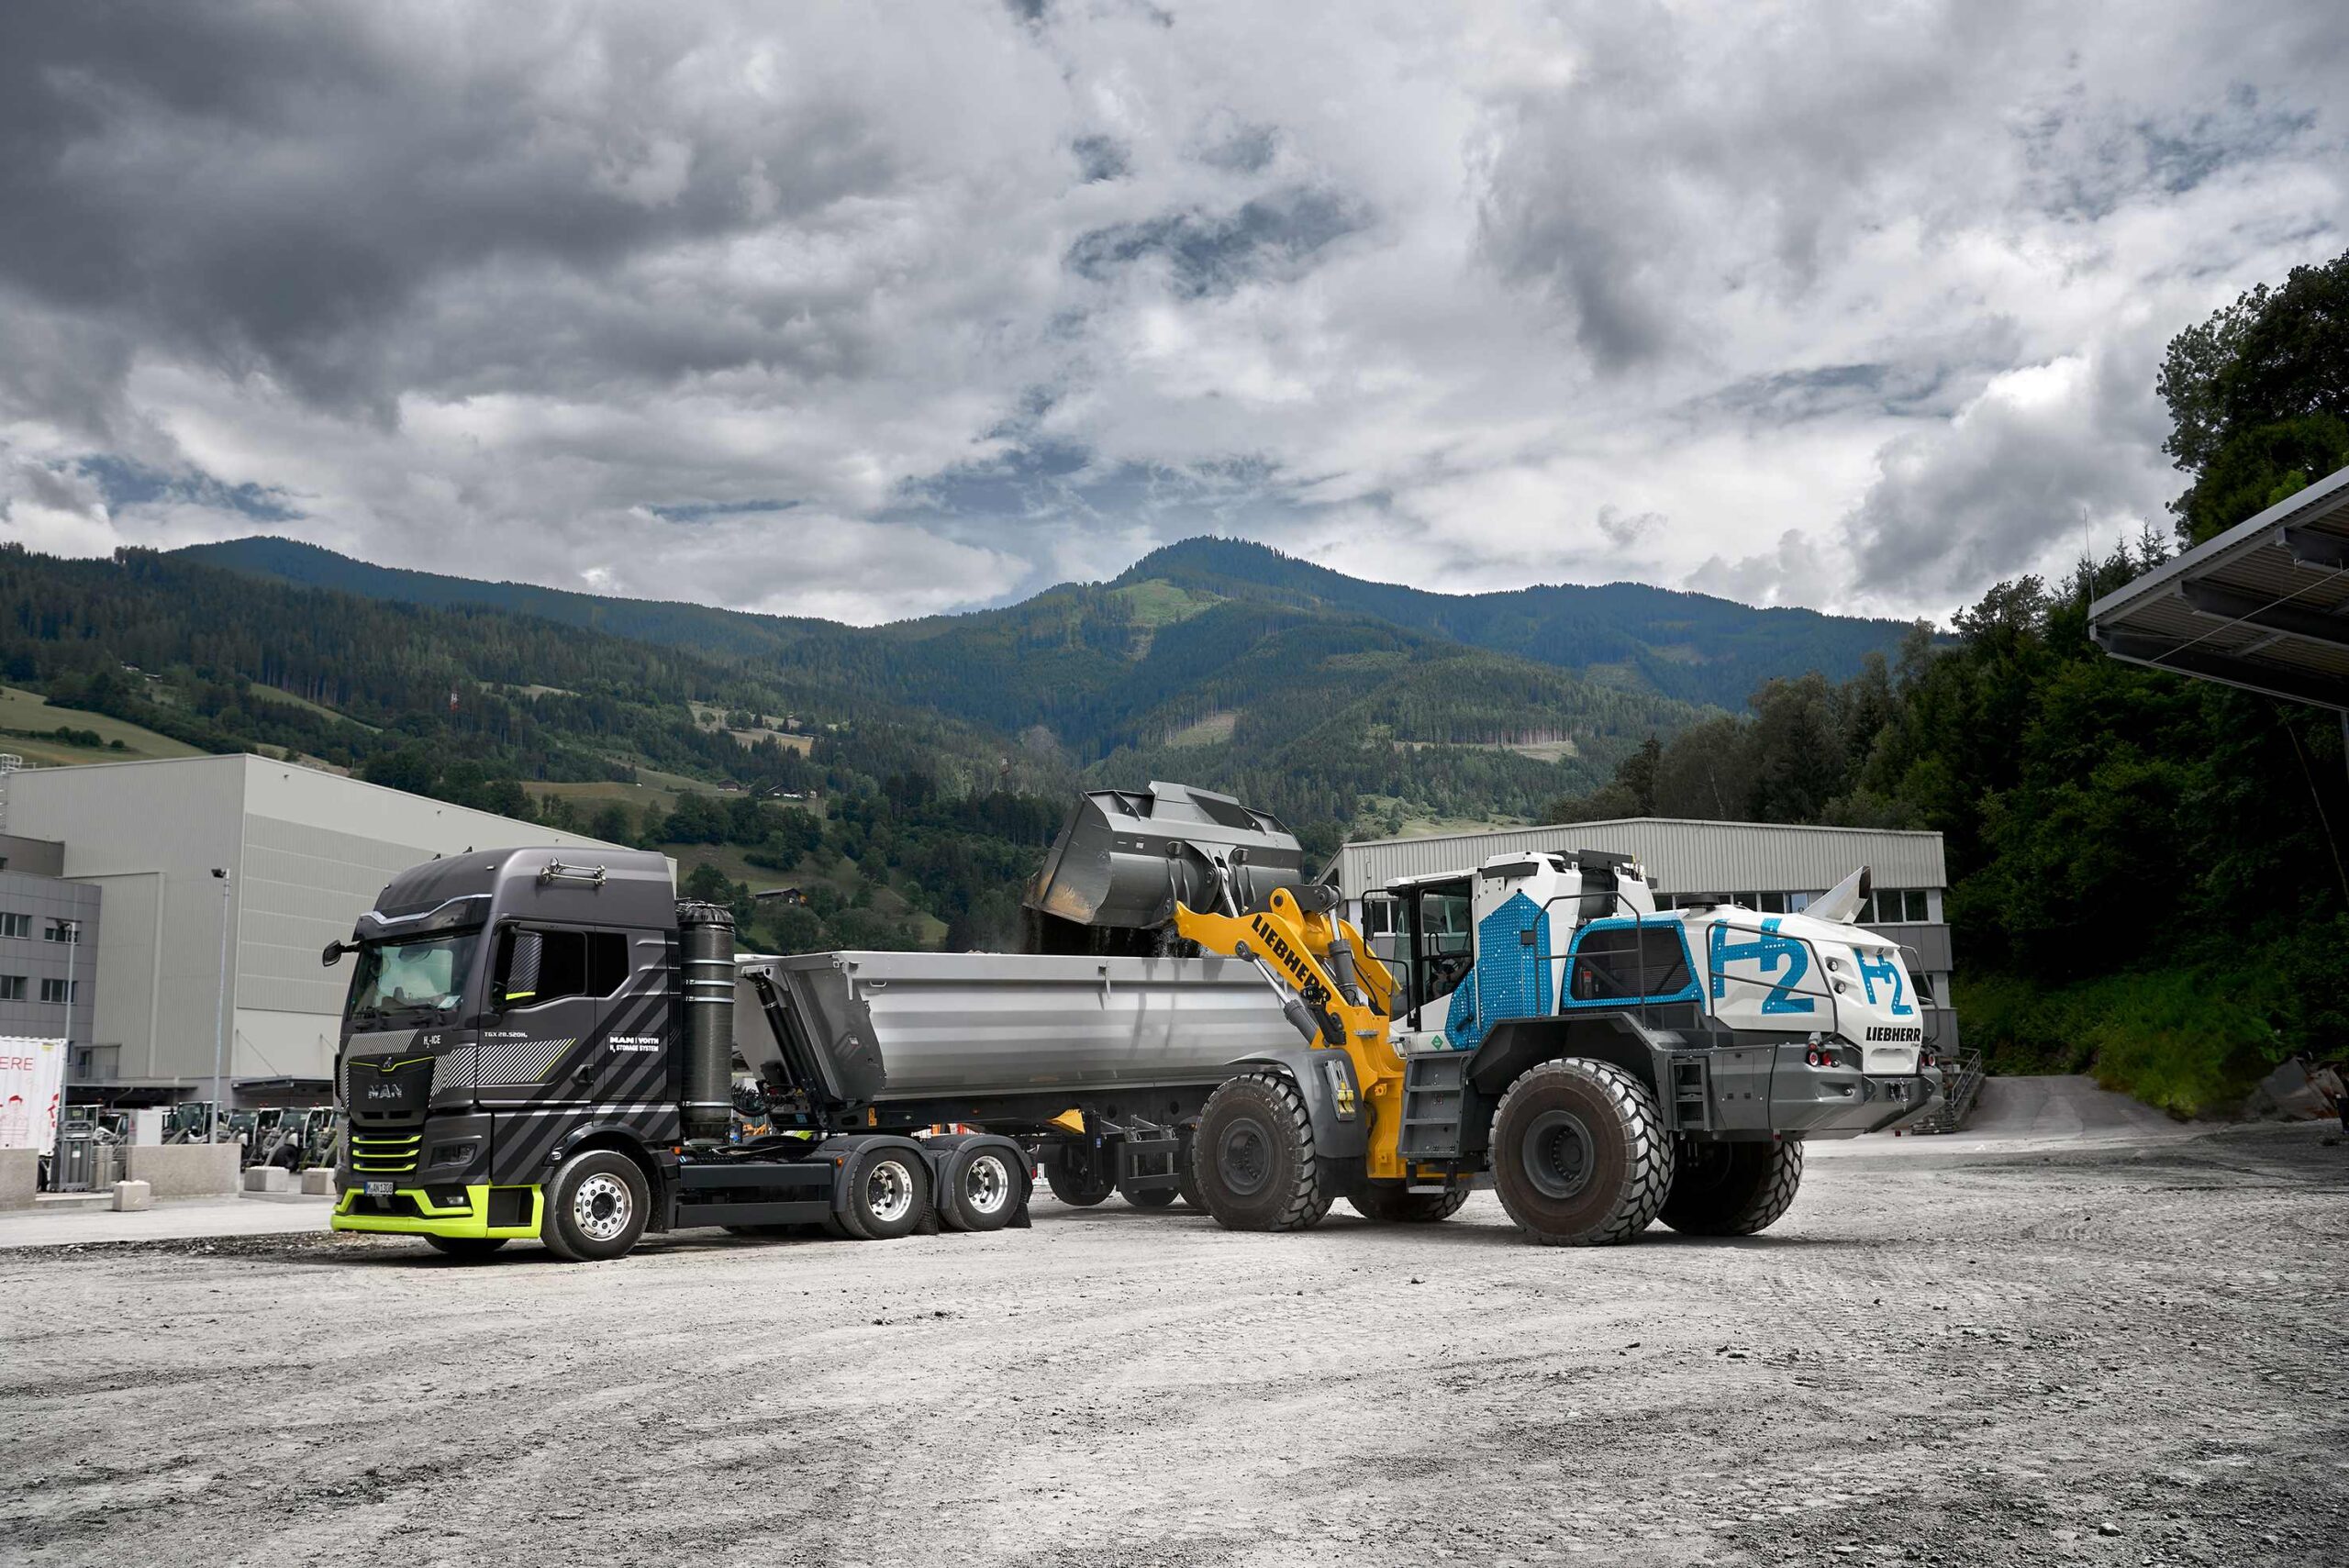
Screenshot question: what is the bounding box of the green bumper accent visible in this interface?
[331,1183,543,1240]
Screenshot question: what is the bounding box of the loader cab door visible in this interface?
[475,924,634,1106]
[1396,876,1475,1032]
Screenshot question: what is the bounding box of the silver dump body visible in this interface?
[735,950,1297,1099]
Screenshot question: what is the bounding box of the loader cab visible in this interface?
[1380,872,1476,1033]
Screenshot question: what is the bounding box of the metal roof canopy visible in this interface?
[2087,464,2349,711]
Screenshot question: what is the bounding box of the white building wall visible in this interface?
[5,755,613,1098]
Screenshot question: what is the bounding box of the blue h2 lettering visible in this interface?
[1709,917,1816,1016]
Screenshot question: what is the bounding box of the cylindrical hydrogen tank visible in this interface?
[676,902,736,1140]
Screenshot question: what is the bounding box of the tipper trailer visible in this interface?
[328,783,1310,1259]
[326,778,1936,1261]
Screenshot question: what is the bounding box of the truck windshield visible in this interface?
[346,929,481,1027]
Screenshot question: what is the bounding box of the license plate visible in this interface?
[364,1180,394,1197]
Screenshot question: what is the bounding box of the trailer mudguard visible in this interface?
[1223,1050,1369,1160]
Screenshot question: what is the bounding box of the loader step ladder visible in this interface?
[1398,1052,1470,1162]
[1669,1053,1712,1132]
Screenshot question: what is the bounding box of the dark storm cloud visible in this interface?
[0,2,2343,621]
[0,4,897,410]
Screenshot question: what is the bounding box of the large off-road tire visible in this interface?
[1045,1158,1114,1207]
[943,1142,1024,1232]
[1658,1138,1804,1236]
[1489,1059,1674,1246]
[540,1149,651,1262]
[1346,1183,1471,1223]
[1123,1185,1179,1209]
[842,1146,931,1240]
[423,1235,508,1259]
[1192,1072,1332,1232]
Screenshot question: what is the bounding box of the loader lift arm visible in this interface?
[1172,885,1416,1181]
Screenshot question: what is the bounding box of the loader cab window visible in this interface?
[492,927,631,1008]
[1394,877,1474,1025]
[1564,921,1696,1006]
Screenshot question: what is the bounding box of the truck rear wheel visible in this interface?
[1659,1138,1804,1236]
[943,1143,1023,1232]
[843,1147,930,1240]
[1346,1184,1469,1223]
[1489,1059,1674,1246]
[541,1150,650,1262]
[1192,1072,1330,1232]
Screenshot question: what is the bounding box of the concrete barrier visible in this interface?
[124,1144,241,1198]
[112,1180,152,1213]
[0,1150,35,1210]
[243,1166,292,1194]
[299,1168,337,1196]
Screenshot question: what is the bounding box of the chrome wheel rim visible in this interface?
[963,1154,1011,1217]
[865,1159,914,1224]
[573,1172,631,1241]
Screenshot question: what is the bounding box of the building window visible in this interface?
[43,918,81,943]
[0,913,26,939]
[39,977,80,1005]
[1866,889,1932,924]
[0,975,22,1001]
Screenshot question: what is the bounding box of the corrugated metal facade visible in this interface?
[1333,817,1947,901]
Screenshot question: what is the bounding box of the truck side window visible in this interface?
[586,932,630,996]
[493,929,633,1006]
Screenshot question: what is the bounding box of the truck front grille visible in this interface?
[350,1132,422,1176]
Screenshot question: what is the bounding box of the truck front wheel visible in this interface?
[541,1150,650,1262]
[1192,1072,1330,1232]
[1489,1060,1674,1246]
[1658,1138,1803,1236]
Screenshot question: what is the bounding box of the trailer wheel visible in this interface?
[1658,1138,1804,1236]
[1044,1161,1113,1207]
[423,1236,508,1259]
[1346,1184,1469,1224]
[1489,1059,1674,1246]
[1192,1072,1330,1232]
[844,1147,930,1240]
[541,1150,650,1262]
[944,1144,1023,1233]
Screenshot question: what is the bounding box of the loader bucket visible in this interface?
[1024,780,1306,934]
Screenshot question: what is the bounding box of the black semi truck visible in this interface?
[328,784,1308,1260]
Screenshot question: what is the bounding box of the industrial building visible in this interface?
[1330,817,1958,1047]
[0,833,102,1058]
[0,754,611,1109]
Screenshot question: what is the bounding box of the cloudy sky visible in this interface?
[2,2,2344,625]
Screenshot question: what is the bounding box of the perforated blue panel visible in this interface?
[1453,891,1550,1051]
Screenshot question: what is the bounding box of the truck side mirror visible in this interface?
[320,939,353,968]
[495,929,544,1009]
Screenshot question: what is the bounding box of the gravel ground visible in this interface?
[0,1124,2342,1568]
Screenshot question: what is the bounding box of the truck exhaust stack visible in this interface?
[1023,780,1306,953]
